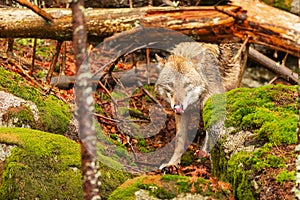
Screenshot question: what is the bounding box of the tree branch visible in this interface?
[249,47,298,84]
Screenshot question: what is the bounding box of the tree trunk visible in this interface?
[0,1,299,56]
[71,0,101,199]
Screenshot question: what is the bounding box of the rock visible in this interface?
[135,189,160,200]
[222,128,255,159]
[0,91,39,128]
[291,0,300,15]
[0,143,16,161]
[64,116,80,141]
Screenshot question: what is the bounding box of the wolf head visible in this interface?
[155,53,207,114]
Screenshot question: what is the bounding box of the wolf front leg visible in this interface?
[159,112,190,170]
[202,119,225,154]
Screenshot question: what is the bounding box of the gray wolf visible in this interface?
[155,42,246,169]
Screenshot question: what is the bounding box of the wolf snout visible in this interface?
[174,104,184,114]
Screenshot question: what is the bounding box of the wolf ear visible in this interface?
[155,54,166,64]
[155,54,166,70]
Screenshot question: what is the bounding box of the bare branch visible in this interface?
[13,0,54,22]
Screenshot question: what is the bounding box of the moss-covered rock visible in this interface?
[0,127,83,199]
[207,84,297,199]
[0,127,132,199]
[0,67,71,134]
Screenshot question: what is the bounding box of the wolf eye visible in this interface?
[165,84,173,93]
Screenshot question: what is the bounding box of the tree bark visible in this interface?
[0,1,299,56]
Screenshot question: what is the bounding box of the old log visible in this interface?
[0,1,299,56]
[0,6,240,41]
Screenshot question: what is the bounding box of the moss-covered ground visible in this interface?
[108,174,232,200]
[0,67,71,134]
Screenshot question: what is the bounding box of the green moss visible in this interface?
[276,170,295,185]
[203,93,226,130]
[161,174,188,181]
[139,184,176,199]
[143,84,155,92]
[0,67,71,134]
[110,133,118,140]
[225,144,291,198]
[210,143,228,181]
[262,0,293,11]
[95,103,105,114]
[36,71,45,79]
[139,147,151,153]
[95,125,133,199]
[108,177,145,200]
[111,91,127,100]
[3,105,35,128]
[99,161,132,199]
[236,173,255,200]
[137,138,146,147]
[0,127,83,199]
[96,124,130,164]
[143,84,156,102]
[110,177,176,200]
[115,146,128,157]
[180,151,194,166]
[225,85,297,144]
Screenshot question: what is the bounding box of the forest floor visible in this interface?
[0,38,295,199]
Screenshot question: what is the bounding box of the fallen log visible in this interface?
[0,1,299,56]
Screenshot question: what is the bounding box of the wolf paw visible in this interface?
[159,164,179,174]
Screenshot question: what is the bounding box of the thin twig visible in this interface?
[93,113,120,122]
[91,42,158,79]
[30,38,37,76]
[138,81,161,105]
[129,0,133,8]
[46,40,63,83]
[281,52,289,66]
[98,80,118,105]
[231,35,250,63]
